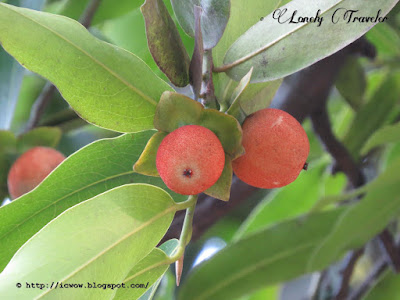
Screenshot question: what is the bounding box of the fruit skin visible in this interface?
[232,108,309,189]
[156,125,225,195]
[7,147,65,199]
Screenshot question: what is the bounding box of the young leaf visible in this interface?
[227,67,253,122]
[154,91,204,133]
[361,122,400,155]
[336,57,366,111]
[366,22,400,59]
[16,126,62,153]
[141,0,190,87]
[0,3,172,133]
[134,131,167,177]
[171,0,230,49]
[220,0,399,82]
[114,239,179,300]
[204,156,233,201]
[0,184,176,300]
[0,131,186,272]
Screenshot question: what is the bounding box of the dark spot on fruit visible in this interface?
[183,168,193,178]
[303,162,308,170]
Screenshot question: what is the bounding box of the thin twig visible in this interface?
[334,248,364,300]
[311,106,365,188]
[377,229,400,273]
[79,0,102,29]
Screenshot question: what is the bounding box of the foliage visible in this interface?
[0,0,399,299]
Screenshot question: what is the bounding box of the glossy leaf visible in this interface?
[16,126,62,153]
[179,170,400,299]
[222,0,399,82]
[0,3,172,133]
[0,184,176,299]
[134,131,167,177]
[361,122,400,155]
[141,0,190,87]
[343,71,400,160]
[171,0,230,49]
[57,0,143,25]
[336,57,366,111]
[204,156,232,201]
[114,239,179,300]
[0,131,185,272]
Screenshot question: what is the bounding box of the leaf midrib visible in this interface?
[0,171,134,243]
[221,0,345,70]
[194,241,315,300]
[0,3,158,106]
[36,203,176,299]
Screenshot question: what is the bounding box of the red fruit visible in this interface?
[156,125,225,195]
[232,108,309,189]
[7,147,65,199]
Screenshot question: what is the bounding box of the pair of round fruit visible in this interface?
[157,108,310,195]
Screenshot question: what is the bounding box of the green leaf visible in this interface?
[154,92,204,133]
[234,161,328,240]
[336,57,366,111]
[199,109,242,157]
[179,170,400,300]
[366,22,400,59]
[134,131,167,177]
[57,0,143,25]
[179,209,344,300]
[0,130,16,153]
[16,127,62,153]
[0,184,176,300]
[141,0,190,87]
[0,3,172,133]
[171,0,230,49]
[154,91,243,157]
[238,79,282,116]
[204,156,232,201]
[221,0,399,82]
[364,271,400,300]
[343,71,400,160]
[114,239,179,300]
[361,122,400,155]
[212,0,287,105]
[0,131,186,272]
[227,67,253,122]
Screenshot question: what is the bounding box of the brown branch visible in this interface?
[311,106,365,188]
[79,0,102,29]
[334,248,364,299]
[377,229,400,273]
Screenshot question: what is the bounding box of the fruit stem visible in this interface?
[168,195,198,263]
